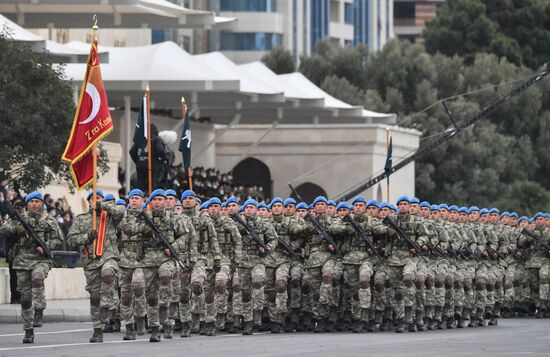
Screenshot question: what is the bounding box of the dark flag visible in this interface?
[384,136,393,184]
[132,96,148,150]
[178,101,191,172]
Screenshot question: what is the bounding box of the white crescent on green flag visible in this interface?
[178,104,191,172]
[132,96,148,150]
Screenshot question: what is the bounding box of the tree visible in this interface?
[0,33,107,193]
[261,47,295,74]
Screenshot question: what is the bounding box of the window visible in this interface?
[394,1,415,19]
[220,0,277,12]
[344,3,354,24]
[311,0,330,52]
[220,32,283,51]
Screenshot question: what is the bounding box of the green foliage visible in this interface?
[0,32,109,193]
[424,0,550,69]
[261,47,295,74]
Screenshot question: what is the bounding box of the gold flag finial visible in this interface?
[146,83,150,92]
[181,96,186,104]
[92,14,98,40]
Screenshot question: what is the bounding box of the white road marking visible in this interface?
[0,338,151,351]
[0,329,90,338]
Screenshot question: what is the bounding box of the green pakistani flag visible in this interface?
[132,96,148,150]
[384,136,393,184]
[178,102,191,172]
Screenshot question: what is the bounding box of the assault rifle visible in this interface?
[521,228,550,252]
[484,243,499,260]
[342,214,380,257]
[230,213,276,261]
[137,211,187,271]
[462,246,481,261]
[424,239,451,262]
[382,217,428,262]
[276,238,300,259]
[5,201,57,267]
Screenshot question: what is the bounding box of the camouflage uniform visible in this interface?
[460,221,480,327]
[210,214,242,331]
[428,220,453,329]
[67,203,124,339]
[510,227,529,315]
[454,221,476,327]
[518,225,550,316]
[342,214,387,332]
[483,223,505,323]
[0,211,62,331]
[474,222,499,325]
[235,215,277,334]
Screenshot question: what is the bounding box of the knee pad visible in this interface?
[322,273,332,285]
[252,281,262,290]
[242,289,252,302]
[132,283,145,297]
[464,280,472,291]
[205,291,215,304]
[359,279,370,290]
[101,269,115,284]
[313,293,320,301]
[276,280,287,293]
[232,283,242,294]
[290,279,301,289]
[180,289,190,304]
[31,275,44,288]
[504,282,513,290]
[90,293,101,307]
[476,281,485,291]
[302,284,311,294]
[159,275,171,286]
[434,276,444,288]
[121,292,132,306]
[425,276,434,289]
[415,279,424,290]
[486,283,495,292]
[454,281,463,290]
[403,275,414,288]
[268,290,276,303]
[147,295,158,307]
[444,276,453,289]
[374,279,385,293]
[394,289,403,301]
[191,282,203,295]
[21,298,32,310]
[215,281,226,294]
[495,281,502,290]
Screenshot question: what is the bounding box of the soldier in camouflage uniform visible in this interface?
[208,197,242,332]
[373,202,394,331]
[421,203,441,330]
[518,212,550,318]
[499,212,517,318]
[455,207,477,328]
[513,216,531,316]
[67,190,124,343]
[234,199,278,335]
[343,197,389,333]
[486,208,507,325]
[0,192,62,343]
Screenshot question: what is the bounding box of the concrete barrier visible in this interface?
[0,267,88,304]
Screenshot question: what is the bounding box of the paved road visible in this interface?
[0,319,549,357]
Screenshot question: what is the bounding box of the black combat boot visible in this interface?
[314,318,327,333]
[191,313,201,334]
[174,319,183,332]
[216,313,226,331]
[253,310,262,330]
[415,310,425,331]
[242,321,253,335]
[302,312,314,332]
[136,317,146,335]
[351,320,363,333]
[164,323,173,339]
[394,318,404,333]
[89,328,103,343]
[123,324,136,341]
[149,326,161,342]
[22,329,34,344]
[33,309,44,328]
[180,322,191,338]
[205,322,216,336]
[99,307,110,325]
[405,307,416,332]
[112,318,121,332]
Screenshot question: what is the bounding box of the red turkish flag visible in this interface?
[61,37,112,189]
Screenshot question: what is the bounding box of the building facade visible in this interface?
[393,0,443,42]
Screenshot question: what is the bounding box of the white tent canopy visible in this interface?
[0,0,235,29]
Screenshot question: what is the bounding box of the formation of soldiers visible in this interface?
[2,189,550,344]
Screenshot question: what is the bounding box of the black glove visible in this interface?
[213,259,221,273]
[14,224,26,236]
[88,230,98,243]
[142,225,154,237]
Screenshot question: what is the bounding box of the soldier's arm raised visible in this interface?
[99,202,125,222]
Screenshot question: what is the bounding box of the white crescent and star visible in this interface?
[79,82,101,125]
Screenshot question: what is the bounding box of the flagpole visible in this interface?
[91,17,98,232]
[181,97,193,190]
[146,83,152,195]
[386,126,390,202]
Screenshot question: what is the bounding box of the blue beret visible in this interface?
[239,205,245,213]
[296,202,308,210]
[469,206,480,213]
[115,199,126,206]
[208,197,222,207]
[479,208,490,215]
[104,193,116,202]
[389,204,398,212]
[199,201,209,210]
[327,200,336,207]
[518,216,528,222]
[534,212,544,219]
[24,192,43,204]
[545,213,550,218]
[257,202,268,209]
[396,195,410,204]
[430,204,439,211]
[529,218,534,223]
[128,189,144,198]
[409,197,420,204]
[336,202,350,211]
[243,199,257,208]
[308,204,314,210]
[313,196,328,205]
[500,211,510,218]
[458,207,468,213]
[181,190,196,200]
[366,199,379,208]
[284,198,297,207]
[195,197,202,205]
[141,203,148,209]
[438,204,449,210]
[271,197,284,206]
[221,201,228,208]
[149,189,166,202]
[226,197,240,205]
[378,201,389,209]
[448,205,459,211]
[164,189,177,198]
[489,208,500,214]
[509,212,518,218]
[87,190,104,201]
[175,201,182,207]
[420,201,430,208]
[352,196,367,205]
